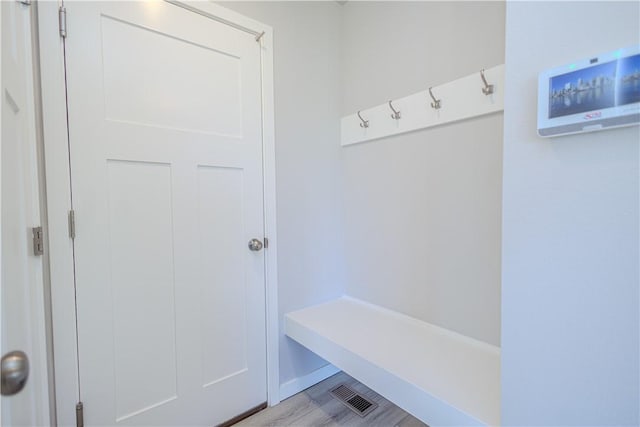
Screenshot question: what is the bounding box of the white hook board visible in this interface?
[341,64,505,146]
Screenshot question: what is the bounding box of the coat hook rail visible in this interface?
[480,69,494,95]
[388,100,401,120]
[357,111,369,128]
[341,64,505,146]
[428,87,441,110]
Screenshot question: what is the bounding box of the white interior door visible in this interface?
[63,2,267,425]
[1,1,50,426]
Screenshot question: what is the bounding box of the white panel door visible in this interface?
[1,1,50,425]
[63,2,266,425]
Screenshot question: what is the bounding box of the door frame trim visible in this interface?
[38,2,279,424]
[2,1,54,424]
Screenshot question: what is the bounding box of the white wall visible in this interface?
[217,2,346,389]
[502,2,639,425]
[340,1,505,346]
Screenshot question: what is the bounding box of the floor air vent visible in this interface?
[330,384,378,417]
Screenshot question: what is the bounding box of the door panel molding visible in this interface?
[37,2,278,425]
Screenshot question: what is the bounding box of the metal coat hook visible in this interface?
[480,69,494,95]
[357,111,369,128]
[428,87,441,110]
[388,100,401,120]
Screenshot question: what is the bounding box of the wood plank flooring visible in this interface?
[233,372,428,427]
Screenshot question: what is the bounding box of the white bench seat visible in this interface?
[284,296,500,426]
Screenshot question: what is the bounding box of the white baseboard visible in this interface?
[278,364,341,402]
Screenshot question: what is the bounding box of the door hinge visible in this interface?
[32,226,44,256]
[75,402,84,427]
[68,210,75,239]
[264,237,269,249]
[58,6,67,38]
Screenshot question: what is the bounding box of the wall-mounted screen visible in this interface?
[538,45,640,137]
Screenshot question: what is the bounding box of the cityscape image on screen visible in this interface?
[548,61,617,119]
[617,54,640,106]
[548,54,640,119]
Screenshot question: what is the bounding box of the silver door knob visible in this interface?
[1,350,29,396]
[248,238,263,252]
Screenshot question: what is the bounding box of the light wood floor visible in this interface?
[234,372,428,427]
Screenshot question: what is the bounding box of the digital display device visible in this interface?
[537,45,640,137]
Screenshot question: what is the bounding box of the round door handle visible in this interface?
[1,350,29,396]
[248,238,263,252]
